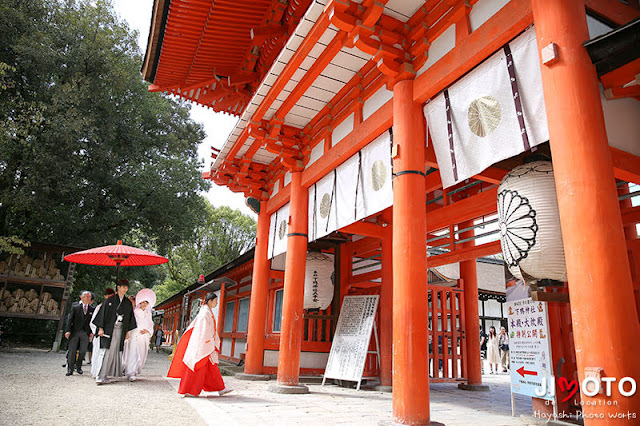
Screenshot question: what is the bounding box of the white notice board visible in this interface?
[506,280,554,401]
[323,295,379,385]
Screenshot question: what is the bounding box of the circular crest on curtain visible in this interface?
[497,161,567,282]
[304,252,334,310]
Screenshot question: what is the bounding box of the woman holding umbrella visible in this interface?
[123,289,156,381]
[168,292,232,397]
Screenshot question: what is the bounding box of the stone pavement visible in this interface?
[173,367,538,425]
[0,347,543,425]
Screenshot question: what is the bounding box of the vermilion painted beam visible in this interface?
[349,269,382,284]
[621,206,640,226]
[604,85,640,100]
[611,147,640,185]
[426,187,498,233]
[584,0,640,26]
[414,0,532,104]
[428,240,502,267]
[340,222,385,239]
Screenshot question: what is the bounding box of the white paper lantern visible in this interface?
[497,161,567,282]
[304,252,334,310]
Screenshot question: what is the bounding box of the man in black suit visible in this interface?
[64,291,95,376]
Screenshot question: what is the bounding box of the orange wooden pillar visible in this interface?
[457,221,488,391]
[533,0,640,419]
[377,209,393,391]
[270,171,309,393]
[392,79,431,425]
[240,201,271,380]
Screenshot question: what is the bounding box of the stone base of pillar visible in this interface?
[378,420,445,425]
[458,383,490,392]
[267,384,310,394]
[374,385,393,393]
[235,373,272,381]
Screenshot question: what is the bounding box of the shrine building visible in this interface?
[143,0,640,424]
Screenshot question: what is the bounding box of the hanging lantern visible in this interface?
[304,252,334,310]
[497,161,567,283]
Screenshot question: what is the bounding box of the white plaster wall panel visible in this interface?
[264,73,278,87]
[263,350,329,369]
[280,48,295,63]
[292,68,307,82]
[331,113,355,147]
[289,104,318,119]
[324,63,358,83]
[469,0,510,32]
[284,112,310,128]
[234,339,247,357]
[416,24,456,76]
[309,42,328,60]
[304,86,335,103]
[602,91,640,158]
[299,95,326,111]
[276,89,291,102]
[221,338,232,357]
[306,140,324,169]
[252,150,277,165]
[384,0,423,22]
[332,51,369,73]
[271,252,286,271]
[477,262,506,293]
[318,26,339,46]
[297,18,315,34]
[286,34,304,51]
[268,202,290,259]
[271,179,279,197]
[434,263,460,280]
[284,171,292,187]
[314,75,345,93]
[587,14,613,38]
[301,56,316,70]
[363,86,393,121]
[284,79,298,93]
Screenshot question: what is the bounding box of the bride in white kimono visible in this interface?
[123,288,156,381]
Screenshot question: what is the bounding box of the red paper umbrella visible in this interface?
[64,240,168,280]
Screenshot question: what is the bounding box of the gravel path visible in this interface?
[0,347,206,425]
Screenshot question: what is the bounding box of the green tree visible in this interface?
[0,0,209,251]
[155,204,256,303]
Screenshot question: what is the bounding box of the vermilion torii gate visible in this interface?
[143,0,640,423]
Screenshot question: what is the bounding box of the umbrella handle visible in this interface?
[116,263,120,283]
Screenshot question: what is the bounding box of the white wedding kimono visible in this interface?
[123,305,153,378]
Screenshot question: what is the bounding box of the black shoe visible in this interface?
[66,369,73,376]
[76,367,83,375]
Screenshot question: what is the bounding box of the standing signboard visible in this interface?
[505,271,556,415]
[322,295,379,390]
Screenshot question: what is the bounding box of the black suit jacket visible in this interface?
[92,295,136,350]
[65,303,95,336]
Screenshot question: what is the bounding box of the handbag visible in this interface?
[500,343,509,351]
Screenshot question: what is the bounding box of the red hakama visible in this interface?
[167,327,226,396]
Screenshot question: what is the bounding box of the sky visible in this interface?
[112,0,256,218]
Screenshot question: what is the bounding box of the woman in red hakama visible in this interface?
[167,292,232,396]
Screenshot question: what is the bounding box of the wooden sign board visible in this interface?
[323,295,379,388]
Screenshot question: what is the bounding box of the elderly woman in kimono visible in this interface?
[167,292,232,397]
[122,289,156,381]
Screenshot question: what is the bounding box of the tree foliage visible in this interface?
[154,205,256,304]
[0,0,209,251]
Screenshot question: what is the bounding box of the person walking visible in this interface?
[486,326,501,374]
[64,291,95,376]
[479,324,487,374]
[89,288,115,378]
[154,325,164,353]
[93,279,136,385]
[167,292,232,397]
[499,326,510,373]
[123,289,156,382]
